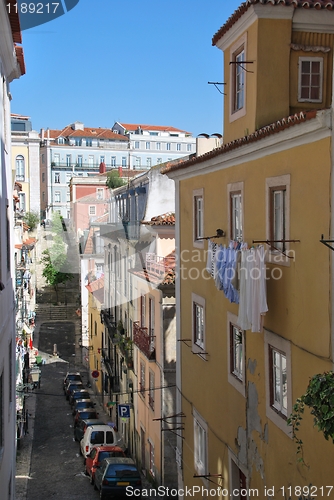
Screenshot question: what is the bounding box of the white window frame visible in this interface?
[192,293,206,357]
[89,205,96,216]
[298,56,323,103]
[229,33,247,122]
[146,142,150,150]
[266,174,290,266]
[264,329,292,436]
[193,188,204,249]
[111,156,116,167]
[134,141,140,149]
[166,143,171,151]
[228,182,244,241]
[156,142,161,150]
[96,188,104,200]
[148,439,155,477]
[193,408,208,477]
[122,157,127,167]
[176,143,181,151]
[15,155,25,181]
[54,172,60,183]
[227,312,245,397]
[54,191,61,203]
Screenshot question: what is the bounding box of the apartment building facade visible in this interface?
[0,2,25,497]
[163,0,334,495]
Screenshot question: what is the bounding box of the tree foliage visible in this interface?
[23,211,39,231]
[41,235,73,300]
[51,212,65,235]
[106,169,126,189]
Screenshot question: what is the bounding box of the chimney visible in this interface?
[99,162,106,174]
[118,167,123,177]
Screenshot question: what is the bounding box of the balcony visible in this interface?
[145,253,175,279]
[133,321,155,360]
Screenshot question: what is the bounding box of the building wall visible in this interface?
[177,134,333,492]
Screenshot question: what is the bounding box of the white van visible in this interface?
[80,424,126,458]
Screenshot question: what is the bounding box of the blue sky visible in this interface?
[10,0,242,137]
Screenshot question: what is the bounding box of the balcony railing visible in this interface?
[145,253,175,278]
[133,321,155,360]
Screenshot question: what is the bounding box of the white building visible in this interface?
[0,2,25,498]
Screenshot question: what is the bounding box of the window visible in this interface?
[19,193,26,212]
[229,452,248,500]
[298,57,323,102]
[146,142,150,150]
[149,440,155,476]
[66,173,72,184]
[266,175,290,263]
[156,142,161,150]
[192,293,205,356]
[123,257,127,296]
[228,182,243,241]
[67,191,70,202]
[264,329,291,435]
[177,143,181,151]
[140,361,145,397]
[75,138,82,146]
[86,139,92,146]
[230,191,242,240]
[230,33,247,121]
[58,137,64,144]
[157,158,162,164]
[227,313,245,396]
[122,157,127,168]
[187,144,192,152]
[88,156,94,167]
[100,155,105,164]
[146,157,152,168]
[54,172,60,183]
[42,172,45,182]
[140,294,146,327]
[54,154,60,166]
[89,205,96,216]
[166,143,171,151]
[135,141,140,149]
[149,371,154,410]
[54,191,61,203]
[42,153,45,163]
[96,188,104,200]
[16,155,25,181]
[66,155,71,167]
[193,189,204,247]
[111,156,116,167]
[77,155,83,166]
[193,408,207,476]
[135,157,141,169]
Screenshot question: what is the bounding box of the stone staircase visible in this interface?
[35,303,79,321]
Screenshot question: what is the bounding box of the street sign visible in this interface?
[91,370,99,379]
[118,404,130,419]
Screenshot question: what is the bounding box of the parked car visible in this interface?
[69,389,91,406]
[63,371,82,391]
[80,424,126,458]
[74,418,104,442]
[72,398,95,415]
[94,457,141,499]
[74,409,99,426]
[85,445,126,485]
[65,381,83,400]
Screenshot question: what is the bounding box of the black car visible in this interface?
[74,418,104,442]
[65,381,83,400]
[63,372,82,391]
[74,409,99,426]
[69,389,91,407]
[94,457,142,499]
[72,398,95,415]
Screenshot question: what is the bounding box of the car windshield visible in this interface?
[106,464,138,478]
[78,411,97,419]
[76,401,92,408]
[99,451,124,462]
[73,392,90,399]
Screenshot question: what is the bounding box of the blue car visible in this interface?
[94,457,142,499]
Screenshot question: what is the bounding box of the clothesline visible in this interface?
[206,240,268,333]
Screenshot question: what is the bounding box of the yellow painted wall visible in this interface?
[178,136,333,492]
[87,292,103,394]
[12,144,31,212]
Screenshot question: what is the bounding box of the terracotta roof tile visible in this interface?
[86,276,104,293]
[161,109,318,175]
[142,212,175,226]
[42,126,128,141]
[118,123,192,135]
[212,0,334,45]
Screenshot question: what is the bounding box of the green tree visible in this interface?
[41,236,73,301]
[23,211,39,231]
[51,212,65,235]
[106,169,126,189]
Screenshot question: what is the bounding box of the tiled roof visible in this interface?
[161,109,318,175]
[118,123,192,135]
[42,126,128,141]
[212,0,334,45]
[142,212,175,226]
[86,276,104,293]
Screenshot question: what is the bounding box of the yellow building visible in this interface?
[163,1,334,497]
[86,276,104,396]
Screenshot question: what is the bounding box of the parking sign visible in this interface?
[118,404,130,419]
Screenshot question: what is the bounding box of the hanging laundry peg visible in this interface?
[320,235,334,251]
[197,229,225,241]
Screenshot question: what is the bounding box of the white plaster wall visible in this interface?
[144,168,175,221]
